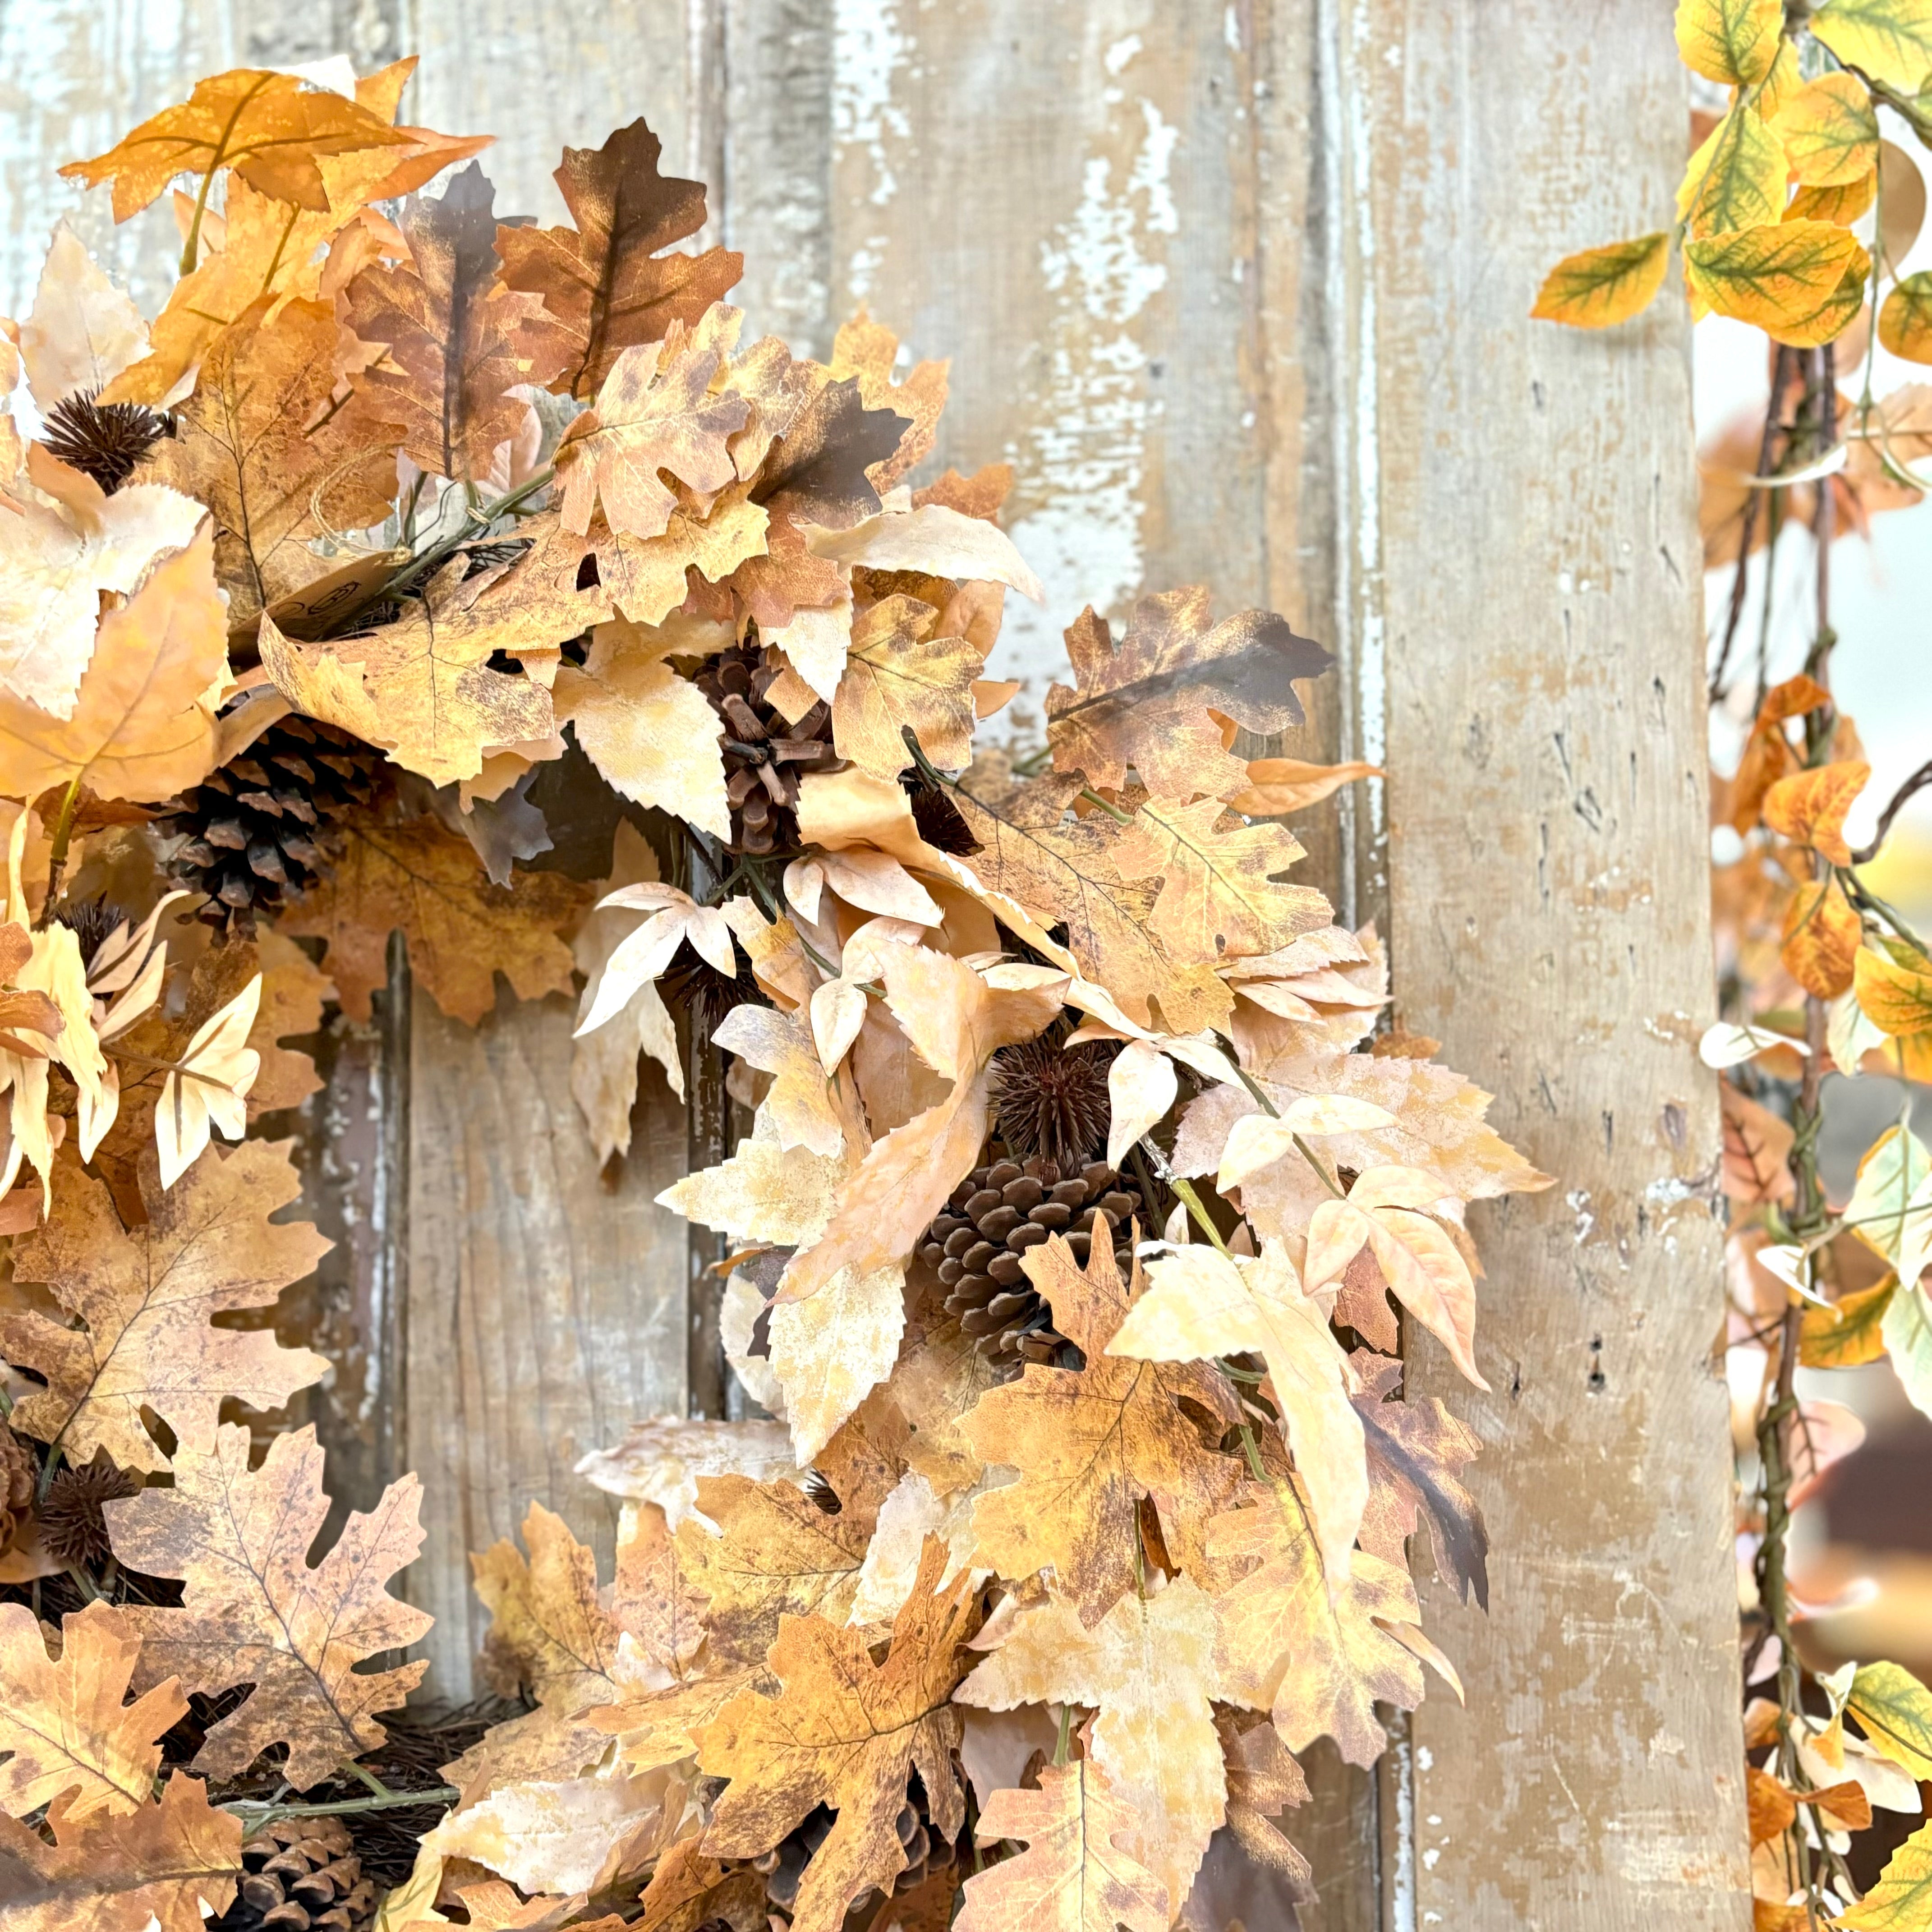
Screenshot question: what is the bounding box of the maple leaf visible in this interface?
[107,1421,431,1788]
[0,1601,188,1821]
[698,1536,975,1932]
[0,523,227,805]
[497,118,743,400]
[1,1143,327,1474]
[60,67,411,223]
[277,809,586,1026]
[149,297,401,631]
[0,445,207,720]
[949,764,1230,1034]
[0,1774,242,1932]
[1110,796,1332,964]
[1206,1480,1423,1767]
[1304,1165,1487,1388]
[964,1235,1244,1623]
[1046,590,1332,800]
[956,1760,1169,1932]
[20,219,147,406]
[959,1578,1227,1909]
[1349,1352,1489,1607]
[1109,1239,1367,1586]
[831,593,984,780]
[342,163,545,482]
[555,619,731,840]
[556,323,749,543]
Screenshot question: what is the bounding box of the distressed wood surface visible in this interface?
[0,0,1753,1914]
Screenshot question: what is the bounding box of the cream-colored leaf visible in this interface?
[155,973,261,1190]
[20,221,147,405]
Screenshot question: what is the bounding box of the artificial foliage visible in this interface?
[1543,3,1932,1923]
[0,57,1562,1932]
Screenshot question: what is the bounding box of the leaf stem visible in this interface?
[37,774,87,923]
[221,1785,459,1834]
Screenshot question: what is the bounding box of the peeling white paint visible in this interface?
[1567,1187,1596,1245]
[995,88,1180,715]
[832,0,913,298]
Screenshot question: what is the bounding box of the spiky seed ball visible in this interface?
[904,775,980,856]
[39,1454,136,1568]
[51,897,127,967]
[990,1035,1116,1170]
[659,934,765,1046]
[41,390,169,495]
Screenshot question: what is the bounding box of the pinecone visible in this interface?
[693,640,839,856]
[212,1817,375,1932]
[41,389,169,494]
[755,1773,960,1920]
[925,1155,1143,1364]
[160,717,389,935]
[39,1452,135,1568]
[0,1424,35,1556]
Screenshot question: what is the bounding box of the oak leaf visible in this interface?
[1206,1480,1424,1766]
[965,1234,1244,1623]
[20,220,147,405]
[0,446,208,720]
[956,1761,1169,1932]
[751,375,911,531]
[0,524,227,804]
[959,1578,1227,1909]
[698,1537,975,1932]
[831,593,984,780]
[0,1601,188,1821]
[1,1143,327,1474]
[498,118,743,400]
[107,1421,432,1788]
[150,297,401,631]
[61,67,411,221]
[633,1838,770,1932]
[1109,1239,1367,1584]
[342,163,544,482]
[1045,590,1332,800]
[828,311,948,489]
[0,1775,242,1932]
[564,484,768,627]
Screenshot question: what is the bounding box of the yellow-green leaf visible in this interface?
[1674,0,1785,84]
[1678,104,1789,239]
[1758,38,1805,120]
[1856,942,1932,1035]
[1684,220,1862,331]
[1770,72,1881,185]
[1531,234,1670,328]
[1844,1818,1932,1929]
[1786,174,1877,226]
[1882,269,1932,361]
[1811,0,1932,92]
[1887,1283,1932,1421]
[1768,240,1870,346]
[1849,1661,1932,1778]
[1799,1277,1896,1366]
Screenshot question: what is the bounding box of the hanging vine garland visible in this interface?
[0,57,1554,1931]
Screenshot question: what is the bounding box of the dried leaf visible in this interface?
[499,118,743,400]
[805,502,1040,599]
[2,1143,327,1473]
[1720,1078,1797,1205]
[278,810,586,1025]
[959,1579,1226,1909]
[752,375,911,531]
[965,1236,1243,1624]
[20,220,147,405]
[1763,759,1868,865]
[698,1537,975,1932]
[420,1764,674,1898]
[1781,872,1862,998]
[1227,757,1382,817]
[108,1422,432,1788]
[828,312,948,489]
[831,593,984,780]
[0,1601,188,1821]
[1046,591,1332,800]
[154,972,261,1188]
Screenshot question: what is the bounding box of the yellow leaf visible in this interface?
[1856,942,1932,1036]
[1811,0,1932,91]
[1799,1276,1896,1366]
[1678,104,1788,240]
[1770,73,1880,186]
[1881,270,1932,362]
[1532,233,1673,327]
[1847,1660,1932,1779]
[1786,172,1877,225]
[1763,759,1869,863]
[1781,874,1862,999]
[1757,37,1806,120]
[1674,0,1784,83]
[1684,219,1861,331]
[831,592,984,781]
[1840,1816,1932,1929]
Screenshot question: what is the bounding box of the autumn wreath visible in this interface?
[0,60,1546,1932]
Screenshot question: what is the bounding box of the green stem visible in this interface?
[1053,1702,1073,1768]
[1078,787,1133,825]
[37,773,86,921]
[222,1785,458,1834]
[1165,1173,1230,1256]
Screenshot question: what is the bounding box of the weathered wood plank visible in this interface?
[1357,7,1751,1926]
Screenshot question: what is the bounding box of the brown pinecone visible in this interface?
[755,1774,960,1920]
[160,717,389,935]
[0,1424,36,1555]
[41,389,169,494]
[212,1817,376,1932]
[39,1452,136,1568]
[925,1155,1143,1364]
[693,639,839,856]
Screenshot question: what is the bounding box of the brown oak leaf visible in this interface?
[752,376,911,532]
[831,593,983,781]
[276,810,587,1026]
[497,118,743,400]
[1,1142,328,1474]
[0,1601,188,1820]
[1046,590,1333,800]
[698,1537,975,1932]
[107,1421,432,1788]
[828,312,948,491]
[633,1838,769,1932]
[963,1235,1244,1624]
